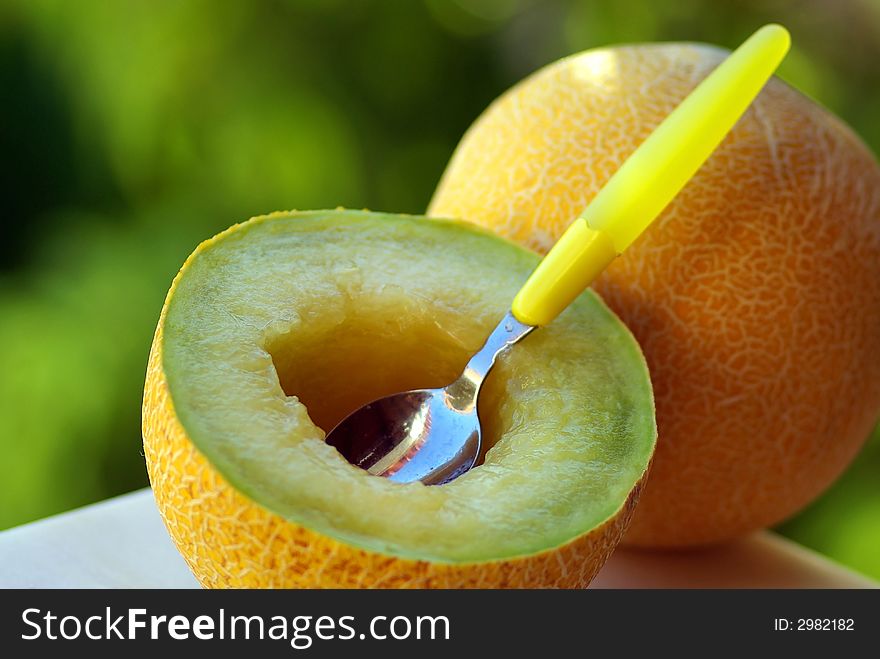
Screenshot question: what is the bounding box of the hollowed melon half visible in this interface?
[143,210,655,588]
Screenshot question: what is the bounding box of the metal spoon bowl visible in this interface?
[325,312,533,485]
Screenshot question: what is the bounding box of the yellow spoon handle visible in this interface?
[511,24,790,327]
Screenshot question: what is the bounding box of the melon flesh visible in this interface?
[161,210,655,563]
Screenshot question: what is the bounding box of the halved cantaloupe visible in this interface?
[143,210,655,588]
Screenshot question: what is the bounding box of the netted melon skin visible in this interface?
[144,326,646,589]
[429,44,880,547]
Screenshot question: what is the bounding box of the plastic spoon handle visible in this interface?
[511,24,790,327]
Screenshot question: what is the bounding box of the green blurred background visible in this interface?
[1,0,878,579]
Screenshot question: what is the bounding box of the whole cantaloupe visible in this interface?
[429,42,880,546]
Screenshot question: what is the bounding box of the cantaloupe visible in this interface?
[429,43,880,546]
[143,210,656,587]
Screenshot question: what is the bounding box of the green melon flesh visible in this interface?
[161,210,655,563]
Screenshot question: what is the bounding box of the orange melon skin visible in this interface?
[429,44,880,547]
[142,250,647,589]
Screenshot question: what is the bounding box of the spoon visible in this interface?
[326,24,790,485]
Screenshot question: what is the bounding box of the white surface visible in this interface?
[0,489,198,588]
[0,489,874,589]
